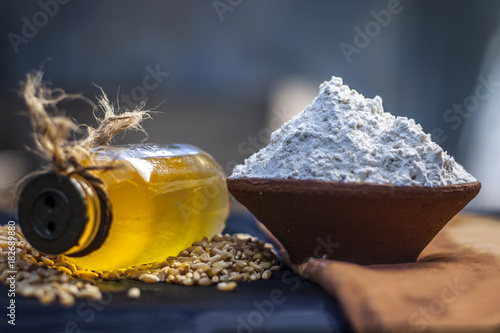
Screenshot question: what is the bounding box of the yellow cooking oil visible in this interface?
[67,144,230,271]
[18,144,229,271]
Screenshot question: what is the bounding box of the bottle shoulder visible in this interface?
[89,144,225,183]
[92,143,202,160]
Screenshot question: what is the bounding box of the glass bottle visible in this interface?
[18,144,230,271]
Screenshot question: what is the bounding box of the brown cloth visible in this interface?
[296,214,500,333]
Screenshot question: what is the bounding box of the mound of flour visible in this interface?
[231,76,476,186]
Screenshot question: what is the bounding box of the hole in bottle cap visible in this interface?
[44,195,56,208]
[18,172,106,256]
[31,189,70,240]
[46,220,56,234]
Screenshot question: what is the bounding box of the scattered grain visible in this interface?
[139,273,160,283]
[262,270,272,280]
[127,287,141,299]
[217,282,237,292]
[0,224,279,306]
[198,277,212,286]
[40,257,54,266]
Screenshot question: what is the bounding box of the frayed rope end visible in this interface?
[21,71,151,174]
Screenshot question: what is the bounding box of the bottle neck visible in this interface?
[63,175,102,256]
[18,172,112,257]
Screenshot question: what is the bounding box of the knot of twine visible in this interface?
[22,71,150,175]
[20,71,151,238]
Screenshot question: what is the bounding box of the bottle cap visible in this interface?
[18,172,90,255]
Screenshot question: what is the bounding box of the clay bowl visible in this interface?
[227,177,481,265]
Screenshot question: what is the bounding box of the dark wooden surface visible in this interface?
[0,212,350,333]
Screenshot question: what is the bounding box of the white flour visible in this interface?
[231,76,476,186]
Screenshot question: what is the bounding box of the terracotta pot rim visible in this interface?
[227,177,481,196]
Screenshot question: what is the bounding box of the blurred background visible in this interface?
[1,0,500,217]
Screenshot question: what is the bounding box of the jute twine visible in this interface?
[19,71,151,247]
[22,71,150,174]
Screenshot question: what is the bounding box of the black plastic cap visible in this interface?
[18,172,89,255]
